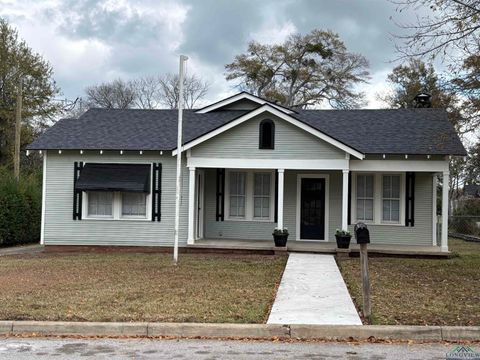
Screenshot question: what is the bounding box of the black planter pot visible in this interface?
[335,235,351,249]
[273,233,289,247]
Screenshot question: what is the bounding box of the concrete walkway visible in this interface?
[267,253,362,325]
[0,244,43,257]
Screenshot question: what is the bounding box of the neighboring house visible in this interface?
[452,184,480,213]
[463,184,480,199]
[28,92,466,252]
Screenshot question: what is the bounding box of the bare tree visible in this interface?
[84,74,209,110]
[158,73,209,109]
[392,0,480,60]
[85,79,136,109]
[132,76,162,109]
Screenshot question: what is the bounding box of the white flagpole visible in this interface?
[174,55,188,265]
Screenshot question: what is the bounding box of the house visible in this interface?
[27,92,466,253]
[463,184,480,199]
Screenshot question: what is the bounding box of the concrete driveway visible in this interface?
[0,244,43,257]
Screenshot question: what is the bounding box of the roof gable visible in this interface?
[195,91,295,115]
[176,104,365,159]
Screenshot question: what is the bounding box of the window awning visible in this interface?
[75,163,151,193]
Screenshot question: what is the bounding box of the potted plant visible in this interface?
[335,229,352,249]
[272,228,289,247]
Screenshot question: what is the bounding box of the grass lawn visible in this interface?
[0,252,287,323]
[337,238,480,326]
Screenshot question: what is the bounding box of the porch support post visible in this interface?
[441,171,449,252]
[277,169,285,229]
[187,166,196,245]
[342,169,349,231]
[432,173,437,246]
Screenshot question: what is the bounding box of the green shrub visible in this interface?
[0,167,42,246]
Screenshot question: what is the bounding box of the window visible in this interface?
[87,192,113,217]
[85,191,149,220]
[254,173,271,219]
[226,170,274,221]
[356,175,374,221]
[382,175,400,223]
[122,193,147,217]
[229,172,246,218]
[259,119,275,149]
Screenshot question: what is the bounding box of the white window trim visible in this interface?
[381,174,403,224]
[81,162,153,222]
[295,174,330,242]
[355,174,375,223]
[253,172,274,220]
[351,172,405,226]
[225,169,275,222]
[83,191,152,221]
[227,171,247,219]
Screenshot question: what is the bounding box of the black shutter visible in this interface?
[274,170,278,223]
[405,172,415,227]
[347,172,352,225]
[152,163,162,221]
[73,162,83,220]
[216,169,225,221]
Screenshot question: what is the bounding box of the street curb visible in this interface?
[147,323,290,339]
[7,321,148,336]
[290,325,443,341]
[0,321,478,342]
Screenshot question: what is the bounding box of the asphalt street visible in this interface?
[0,337,466,359]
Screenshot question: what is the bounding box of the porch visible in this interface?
[185,154,451,254]
[187,238,451,257]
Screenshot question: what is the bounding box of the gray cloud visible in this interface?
[0,0,428,106]
[179,0,265,63]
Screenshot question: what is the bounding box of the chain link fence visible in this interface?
[448,215,480,241]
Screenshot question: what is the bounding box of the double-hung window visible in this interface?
[227,171,273,221]
[354,173,404,225]
[382,175,401,223]
[78,163,152,221]
[356,174,374,222]
[86,192,149,220]
[229,172,246,218]
[253,173,271,219]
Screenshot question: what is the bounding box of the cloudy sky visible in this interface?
[0,0,425,108]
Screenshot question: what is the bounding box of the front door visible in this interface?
[300,178,326,240]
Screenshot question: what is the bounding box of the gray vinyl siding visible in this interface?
[43,150,188,246]
[203,169,274,240]
[348,172,434,246]
[190,113,345,159]
[204,169,341,241]
[204,170,434,246]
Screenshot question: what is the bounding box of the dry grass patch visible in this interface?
[337,239,480,326]
[0,252,287,323]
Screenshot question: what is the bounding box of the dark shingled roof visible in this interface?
[28,106,466,156]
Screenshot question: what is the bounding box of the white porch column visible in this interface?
[277,169,285,229]
[187,167,196,245]
[441,171,449,252]
[432,173,437,246]
[342,169,349,231]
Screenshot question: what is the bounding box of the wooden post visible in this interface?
[13,77,23,181]
[360,243,371,322]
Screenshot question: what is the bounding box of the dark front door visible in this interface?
[300,178,326,240]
